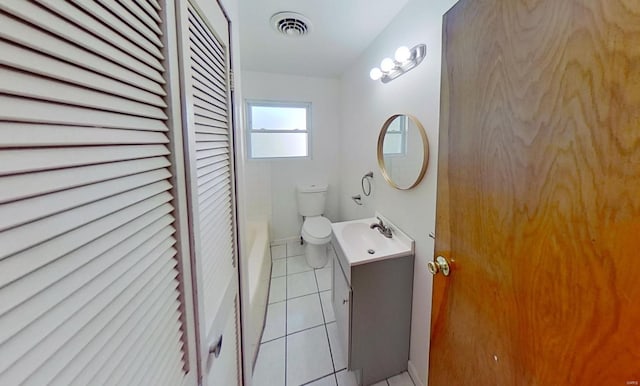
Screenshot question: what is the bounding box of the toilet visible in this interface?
[296,184,332,268]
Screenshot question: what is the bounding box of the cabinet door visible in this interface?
[0,2,195,385]
[175,0,240,384]
[331,245,352,368]
[206,297,239,386]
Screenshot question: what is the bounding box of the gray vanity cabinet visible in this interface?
[329,238,414,386]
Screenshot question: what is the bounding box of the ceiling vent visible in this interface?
[270,12,312,37]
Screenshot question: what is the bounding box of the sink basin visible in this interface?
[331,215,414,266]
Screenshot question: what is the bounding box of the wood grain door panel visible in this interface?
[430,0,640,385]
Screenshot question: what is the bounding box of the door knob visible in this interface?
[427,256,451,276]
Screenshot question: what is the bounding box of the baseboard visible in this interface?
[408,360,425,386]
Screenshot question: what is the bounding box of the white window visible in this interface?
[247,101,311,159]
[383,115,408,156]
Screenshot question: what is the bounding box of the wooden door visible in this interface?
[429,0,640,385]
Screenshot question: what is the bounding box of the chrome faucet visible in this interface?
[370,217,392,238]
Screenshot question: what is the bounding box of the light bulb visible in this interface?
[394,46,411,63]
[380,57,395,73]
[369,67,383,81]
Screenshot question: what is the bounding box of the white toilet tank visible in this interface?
[296,184,328,216]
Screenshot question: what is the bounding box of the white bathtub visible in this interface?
[245,220,271,367]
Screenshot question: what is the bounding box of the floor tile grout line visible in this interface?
[267,298,287,305]
[261,322,328,345]
[286,269,319,279]
[300,371,338,386]
[281,245,337,386]
[262,245,344,386]
[268,275,287,304]
[320,262,339,385]
[287,270,313,276]
[285,269,315,276]
[285,290,321,302]
[286,253,306,258]
[314,266,339,386]
[286,268,321,300]
[287,319,324,337]
[284,243,288,386]
[271,244,287,260]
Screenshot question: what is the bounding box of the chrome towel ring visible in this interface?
[361,171,373,196]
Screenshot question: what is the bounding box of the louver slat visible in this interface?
[0,1,164,82]
[70,0,163,57]
[198,164,230,191]
[190,48,227,96]
[0,145,169,177]
[149,0,161,11]
[0,199,173,289]
[197,159,230,181]
[0,242,177,383]
[188,8,225,66]
[0,67,166,119]
[135,331,183,386]
[75,294,178,385]
[22,261,179,385]
[134,0,162,23]
[0,41,166,108]
[0,14,164,96]
[0,182,172,260]
[193,90,229,123]
[0,157,170,203]
[54,277,179,385]
[0,214,175,317]
[194,109,228,131]
[0,168,171,234]
[0,124,168,148]
[95,0,163,47]
[0,1,187,385]
[35,0,164,64]
[117,0,163,36]
[185,3,236,340]
[0,96,168,132]
[191,57,227,99]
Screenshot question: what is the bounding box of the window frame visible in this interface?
[245,99,313,160]
[382,115,408,157]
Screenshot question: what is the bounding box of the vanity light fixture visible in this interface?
[369,44,426,83]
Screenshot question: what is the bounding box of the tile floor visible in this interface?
[252,240,416,386]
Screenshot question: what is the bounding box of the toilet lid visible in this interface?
[303,216,332,238]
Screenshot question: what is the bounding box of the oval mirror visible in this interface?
[377,114,429,190]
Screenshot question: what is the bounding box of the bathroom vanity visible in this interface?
[330,217,414,386]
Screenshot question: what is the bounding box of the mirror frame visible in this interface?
[376,114,429,190]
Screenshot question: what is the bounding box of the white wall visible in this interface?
[242,71,341,241]
[337,0,458,385]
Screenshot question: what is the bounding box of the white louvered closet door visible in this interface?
[0,1,193,386]
[176,1,240,385]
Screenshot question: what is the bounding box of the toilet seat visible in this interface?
[301,216,332,244]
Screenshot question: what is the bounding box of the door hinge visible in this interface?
[229,69,234,92]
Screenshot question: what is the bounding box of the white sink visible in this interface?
[331,214,414,266]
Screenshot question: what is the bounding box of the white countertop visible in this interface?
[330,215,414,266]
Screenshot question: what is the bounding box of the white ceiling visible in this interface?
[238,0,411,78]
